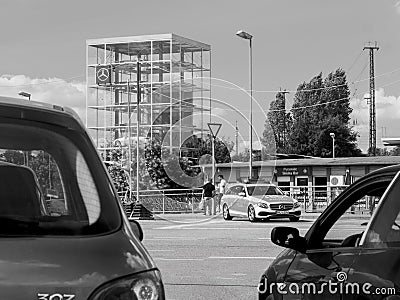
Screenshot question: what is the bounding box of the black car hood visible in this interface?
[0,227,155,299]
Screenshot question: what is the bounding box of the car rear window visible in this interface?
[0,120,120,236]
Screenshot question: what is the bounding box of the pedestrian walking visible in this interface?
[216,174,226,213]
[201,178,215,215]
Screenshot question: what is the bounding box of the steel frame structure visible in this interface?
[86,34,211,161]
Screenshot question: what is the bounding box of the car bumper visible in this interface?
[254,207,302,219]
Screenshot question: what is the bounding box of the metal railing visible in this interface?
[118,188,203,214]
[281,185,374,214]
[117,184,376,216]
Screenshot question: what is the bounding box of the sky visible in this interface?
[1,0,400,153]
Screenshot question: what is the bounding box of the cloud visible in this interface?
[350,88,400,151]
[212,107,228,117]
[0,74,86,123]
[395,1,400,14]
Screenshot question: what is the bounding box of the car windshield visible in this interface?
[247,185,283,196]
[0,119,120,236]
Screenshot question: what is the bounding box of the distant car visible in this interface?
[0,96,164,299]
[221,183,301,222]
[258,164,400,300]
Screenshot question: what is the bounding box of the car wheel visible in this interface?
[248,205,258,222]
[290,216,300,222]
[223,204,232,220]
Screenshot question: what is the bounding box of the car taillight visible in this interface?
[90,270,164,300]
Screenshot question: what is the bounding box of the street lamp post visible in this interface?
[236,30,253,179]
[330,133,335,159]
[136,61,141,206]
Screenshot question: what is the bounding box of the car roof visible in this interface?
[0,96,84,131]
[364,164,400,177]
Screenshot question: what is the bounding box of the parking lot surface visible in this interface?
[140,213,368,299]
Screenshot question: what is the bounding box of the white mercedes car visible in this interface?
[221,183,301,222]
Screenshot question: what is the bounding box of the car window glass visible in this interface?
[362,173,400,248]
[247,185,283,196]
[225,187,232,195]
[0,122,117,236]
[321,178,391,246]
[232,186,243,195]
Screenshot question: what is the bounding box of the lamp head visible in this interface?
[236,30,253,40]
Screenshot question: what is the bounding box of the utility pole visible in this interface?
[235,120,239,155]
[363,42,379,156]
[280,89,289,149]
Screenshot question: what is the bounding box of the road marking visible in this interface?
[148,249,174,252]
[146,238,204,241]
[209,256,275,260]
[232,273,247,276]
[154,256,275,261]
[156,220,225,230]
[257,237,271,240]
[157,227,283,230]
[216,277,234,280]
[146,236,207,241]
[155,258,204,261]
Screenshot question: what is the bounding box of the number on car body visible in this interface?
[38,294,75,300]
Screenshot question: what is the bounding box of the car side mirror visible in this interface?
[271,226,307,253]
[238,192,246,197]
[129,220,144,242]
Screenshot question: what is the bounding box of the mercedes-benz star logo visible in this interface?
[97,67,110,81]
[279,204,284,210]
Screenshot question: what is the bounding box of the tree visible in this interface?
[144,139,202,189]
[263,92,292,153]
[287,69,362,157]
[182,134,233,164]
[2,150,63,197]
[231,149,249,162]
[391,147,400,156]
[3,150,24,165]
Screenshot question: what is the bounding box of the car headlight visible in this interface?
[257,202,269,209]
[90,270,164,300]
[293,201,301,208]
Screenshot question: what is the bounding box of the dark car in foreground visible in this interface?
[259,164,400,300]
[0,96,164,299]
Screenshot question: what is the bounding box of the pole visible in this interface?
[211,135,216,215]
[249,38,253,179]
[127,81,132,202]
[363,42,379,156]
[332,137,335,159]
[235,120,239,155]
[136,61,141,204]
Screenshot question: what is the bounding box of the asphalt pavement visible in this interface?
[139,212,369,300]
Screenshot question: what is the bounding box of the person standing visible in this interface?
[216,174,226,213]
[202,178,215,215]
